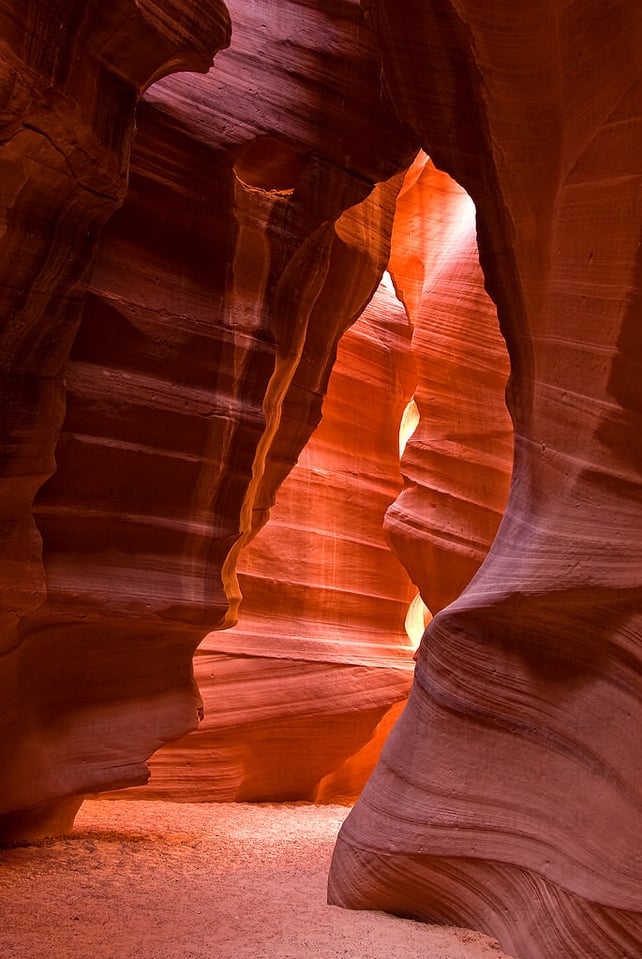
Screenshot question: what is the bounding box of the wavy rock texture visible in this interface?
[134,152,514,804]
[1,10,640,959]
[329,4,642,959]
[386,153,513,615]
[0,0,231,840]
[135,275,417,802]
[0,0,416,838]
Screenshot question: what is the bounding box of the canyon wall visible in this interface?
[136,276,418,803]
[0,0,419,837]
[386,153,513,615]
[0,0,232,839]
[329,3,642,959]
[130,152,513,804]
[0,3,640,959]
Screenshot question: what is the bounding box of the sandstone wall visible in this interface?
[137,277,417,803]
[122,151,513,804]
[0,0,418,836]
[329,4,642,959]
[0,0,231,839]
[0,6,639,959]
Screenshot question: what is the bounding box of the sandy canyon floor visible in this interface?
[0,800,514,959]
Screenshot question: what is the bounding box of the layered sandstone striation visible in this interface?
[386,153,513,615]
[1,5,640,959]
[136,276,418,803]
[135,152,514,803]
[329,4,642,959]
[0,0,231,839]
[0,0,417,838]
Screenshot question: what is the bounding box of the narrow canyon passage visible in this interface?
[1,3,640,959]
[128,152,512,807]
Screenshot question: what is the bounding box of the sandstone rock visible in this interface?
[0,0,416,838]
[329,4,642,959]
[136,276,417,802]
[0,8,639,959]
[385,152,513,615]
[135,151,515,804]
[0,0,231,841]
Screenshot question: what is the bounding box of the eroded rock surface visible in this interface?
[136,276,417,803]
[0,0,231,840]
[329,4,642,959]
[386,152,513,615]
[0,0,416,837]
[135,152,514,804]
[0,6,640,959]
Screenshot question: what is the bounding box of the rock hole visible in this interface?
[233,136,305,195]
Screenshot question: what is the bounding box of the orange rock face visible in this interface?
[329,3,642,959]
[137,276,417,802]
[386,153,513,615]
[1,3,640,959]
[0,0,417,837]
[134,153,513,804]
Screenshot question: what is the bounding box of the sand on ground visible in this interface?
[0,800,514,959]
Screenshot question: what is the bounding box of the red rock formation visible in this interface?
[386,152,513,615]
[134,152,513,804]
[1,9,639,959]
[0,0,416,838]
[136,276,417,802]
[329,4,642,959]
[0,0,231,840]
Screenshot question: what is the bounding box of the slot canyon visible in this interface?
[0,2,640,959]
